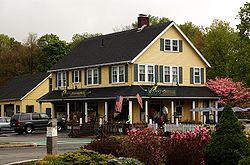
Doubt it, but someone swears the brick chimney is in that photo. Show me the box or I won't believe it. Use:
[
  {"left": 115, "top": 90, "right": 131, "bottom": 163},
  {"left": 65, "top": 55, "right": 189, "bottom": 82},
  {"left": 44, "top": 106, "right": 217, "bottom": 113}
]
[{"left": 138, "top": 14, "right": 149, "bottom": 28}]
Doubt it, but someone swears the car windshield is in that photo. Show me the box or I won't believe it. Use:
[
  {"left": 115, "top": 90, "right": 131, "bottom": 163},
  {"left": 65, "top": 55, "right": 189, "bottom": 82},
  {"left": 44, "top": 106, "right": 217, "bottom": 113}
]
[{"left": 11, "top": 115, "right": 19, "bottom": 120}]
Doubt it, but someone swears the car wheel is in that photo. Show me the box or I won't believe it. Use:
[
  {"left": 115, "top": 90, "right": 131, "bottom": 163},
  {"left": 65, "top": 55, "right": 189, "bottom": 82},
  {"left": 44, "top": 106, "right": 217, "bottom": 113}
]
[
  {"left": 57, "top": 124, "right": 62, "bottom": 132},
  {"left": 25, "top": 125, "right": 33, "bottom": 134}
]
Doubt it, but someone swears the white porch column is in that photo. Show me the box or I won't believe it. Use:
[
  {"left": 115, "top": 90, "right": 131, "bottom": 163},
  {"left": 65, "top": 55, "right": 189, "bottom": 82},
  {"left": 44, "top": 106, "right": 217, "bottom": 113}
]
[
  {"left": 51, "top": 103, "right": 55, "bottom": 119},
  {"left": 215, "top": 101, "right": 218, "bottom": 123},
  {"left": 85, "top": 102, "right": 88, "bottom": 123},
  {"left": 145, "top": 100, "right": 148, "bottom": 123},
  {"left": 67, "top": 103, "right": 70, "bottom": 121},
  {"left": 171, "top": 101, "right": 174, "bottom": 123},
  {"left": 129, "top": 100, "right": 133, "bottom": 124},
  {"left": 192, "top": 101, "right": 196, "bottom": 121},
  {"left": 39, "top": 102, "right": 42, "bottom": 113},
  {"left": 104, "top": 101, "right": 108, "bottom": 122}
]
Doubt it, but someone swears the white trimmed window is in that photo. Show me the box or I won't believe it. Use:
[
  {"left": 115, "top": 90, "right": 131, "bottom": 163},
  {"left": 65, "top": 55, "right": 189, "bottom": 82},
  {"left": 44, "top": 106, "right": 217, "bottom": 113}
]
[
  {"left": 112, "top": 65, "right": 125, "bottom": 83},
  {"left": 87, "top": 68, "right": 99, "bottom": 85},
  {"left": 73, "top": 70, "right": 80, "bottom": 83},
  {"left": 163, "top": 66, "right": 179, "bottom": 83},
  {"left": 138, "top": 64, "right": 154, "bottom": 82},
  {"left": 57, "top": 71, "right": 67, "bottom": 87},
  {"left": 164, "top": 39, "right": 179, "bottom": 52},
  {"left": 194, "top": 68, "right": 201, "bottom": 84}
]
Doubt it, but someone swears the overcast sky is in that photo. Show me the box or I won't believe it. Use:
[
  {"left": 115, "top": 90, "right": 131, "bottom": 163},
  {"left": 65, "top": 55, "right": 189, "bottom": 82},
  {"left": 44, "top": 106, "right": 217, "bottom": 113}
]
[{"left": 0, "top": 0, "right": 247, "bottom": 42}]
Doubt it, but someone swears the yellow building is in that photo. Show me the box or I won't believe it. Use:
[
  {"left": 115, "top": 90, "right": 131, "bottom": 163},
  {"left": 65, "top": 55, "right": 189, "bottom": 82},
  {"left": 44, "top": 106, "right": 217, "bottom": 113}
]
[
  {"left": 0, "top": 73, "right": 52, "bottom": 117},
  {"left": 39, "top": 15, "right": 219, "bottom": 125}
]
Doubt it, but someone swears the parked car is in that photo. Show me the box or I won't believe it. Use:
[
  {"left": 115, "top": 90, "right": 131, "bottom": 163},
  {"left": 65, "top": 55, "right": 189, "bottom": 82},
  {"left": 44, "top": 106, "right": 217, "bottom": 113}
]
[
  {"left": 10, "top": 113, "right": 65, "bottom": 134},
  {"left": 0, "top": 117, "right": 12, "bottom": 132}
]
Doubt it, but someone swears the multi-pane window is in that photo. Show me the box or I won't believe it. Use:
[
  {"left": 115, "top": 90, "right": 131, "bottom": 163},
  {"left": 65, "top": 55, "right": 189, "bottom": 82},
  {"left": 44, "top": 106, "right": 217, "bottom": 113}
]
[
  {"left": 87, "top": 68, "right": 99, "bottom": 85},
  {"left": 172, "top": 67, "right": 178, "bottom": 83},
  {"left": 194, "top": 68, "right": 201, "bottom": 84},
  {"left": 164, "top": 66, "right": 171, "bottom": 83},
  {"left": 138, "top": 65, "right": 154, "bottom": 82},
  {"left": 57, "top": 71, "right": 67, "bottom": 87},
  {"left": 112, "top": 65, "right": 125, "bottom": 83},
  {"left": 172, "top": 40, "right": 179, "bottom": 51},
  {"left": 73, "top": 70, "right": 80, "bottom": 83},
  {"left": 163, "top": 66, "right": 179, "bottom": 83},
  {"left": 164, "top": 39, "right": 171, "bottom": 51},
  {"left": 139, "top": 65, "right": 145, "bottom": 81},
  {"left": 148, "top": 65, "right": 154, "bottom": 82},
  {"left": 164, "top": 39, "right": 179, "bottom": 52}
]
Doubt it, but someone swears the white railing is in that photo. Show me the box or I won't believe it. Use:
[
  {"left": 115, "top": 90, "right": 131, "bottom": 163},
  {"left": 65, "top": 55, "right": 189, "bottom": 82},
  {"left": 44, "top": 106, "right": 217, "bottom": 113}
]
[
  {"left": 163, "top": 124, "right": 250, "bottom": 132},
  {"left": 163, "top": 124, "right": 216, "bottom": 132}
]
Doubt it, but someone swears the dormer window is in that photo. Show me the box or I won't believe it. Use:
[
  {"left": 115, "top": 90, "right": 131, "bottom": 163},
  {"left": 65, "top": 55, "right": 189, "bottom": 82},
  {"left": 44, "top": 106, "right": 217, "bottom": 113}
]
[
  {"left": 160, "top": 38, "right": 182, "bottom": 52},
  {"left": 164, "top": 39, "right": 179, "bottom": 52}
]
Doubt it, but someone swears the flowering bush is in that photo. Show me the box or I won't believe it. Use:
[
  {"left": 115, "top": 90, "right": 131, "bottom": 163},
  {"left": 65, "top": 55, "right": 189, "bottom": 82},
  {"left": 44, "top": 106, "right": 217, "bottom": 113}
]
[
  {"left": 124, "top": 128, "right": 162, "bottom": 165},
  {"left": 161, "top": 128, "right": 211, "bottom": 165}
]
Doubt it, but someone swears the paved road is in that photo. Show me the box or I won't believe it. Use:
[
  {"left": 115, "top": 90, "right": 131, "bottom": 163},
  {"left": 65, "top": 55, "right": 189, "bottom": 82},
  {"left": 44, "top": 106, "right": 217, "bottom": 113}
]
[{"left": 0, "top": 131, "right": 93, "bottom": 165}]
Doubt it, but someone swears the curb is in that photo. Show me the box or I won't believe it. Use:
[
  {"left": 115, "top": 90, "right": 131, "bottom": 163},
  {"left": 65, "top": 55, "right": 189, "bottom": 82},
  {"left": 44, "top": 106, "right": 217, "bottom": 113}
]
[
  {"left": 0, "top": 144, "right": 38, "bottom": 148},
  {"left": 6, "top": 159, "right": 41, "bottom": 165}
]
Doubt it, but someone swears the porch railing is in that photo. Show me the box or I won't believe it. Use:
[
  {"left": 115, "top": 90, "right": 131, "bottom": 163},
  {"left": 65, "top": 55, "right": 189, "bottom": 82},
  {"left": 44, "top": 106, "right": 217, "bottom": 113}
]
[{"left": 163, "top": 124, "right": 250, "bottom": 132}]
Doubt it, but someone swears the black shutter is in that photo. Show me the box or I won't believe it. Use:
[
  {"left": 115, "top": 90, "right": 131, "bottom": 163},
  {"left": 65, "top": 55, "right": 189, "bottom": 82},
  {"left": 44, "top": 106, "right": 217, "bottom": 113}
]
[
  {"left": 125, "top": 64, "right": 128, "bottom": 82},
  {"left": 155, "top": 65, "right": 158, "bottom": 83},
  {"left": 160, "top": 38, "right": 164, "bottom": 51},
  {"left": 134, "top": 64, "right": 138, "bottom": 82},
  {"left": 201, "top": 68, "right": 204, "bottom": 84},
  {"left": 55, "top": 73, "right": 58, "bottom": 87},
  {"left": 79, "top": 70, "right": 82, "bottom": 82},
  {"left": 66, "top": 71, "right": 69, "bottom": 86},
  {"left": 179, "top": 40, "right": 183, "bottom": 52},
  {"left": 160, "top": 66, "right": 163, "bottom": 83},
  {"left": 99, "top": 67, "right": 102, "bottom": 84},
  {"left": 72, "top": 71, "right": 74, "bottom": 83},
  {"left": 84, "top": 69, "right": 87, "bottom": 85},
  {"left": 109, "top": 66, "right": 112, "bottom": 83},
  {"left": 190, "top": 68, "right": 194, "bottom": 84},
  {"left": 179, "top": 67, "right": 183, "bottom": 84}
]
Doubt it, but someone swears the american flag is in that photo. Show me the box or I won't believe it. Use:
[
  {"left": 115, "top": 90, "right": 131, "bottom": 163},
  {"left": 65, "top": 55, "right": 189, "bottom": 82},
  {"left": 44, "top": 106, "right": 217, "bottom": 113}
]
[
  {"left": 115, "top": 96, "right": 123, "bottom": 112},
  {"left": 136, "top": 93, "right": 143, "bottom": 109}
]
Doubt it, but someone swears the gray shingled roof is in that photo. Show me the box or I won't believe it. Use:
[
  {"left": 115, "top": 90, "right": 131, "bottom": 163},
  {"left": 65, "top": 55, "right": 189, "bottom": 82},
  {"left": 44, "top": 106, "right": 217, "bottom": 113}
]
[
  {"left": 39, "top": 86, "right": 219, "bottom": 102},
  {"left": 0, "top": 73, "right": 50, "bottom": 101},
  {"left": 50, "top": 22, "right": 172, "bottom": 71}
]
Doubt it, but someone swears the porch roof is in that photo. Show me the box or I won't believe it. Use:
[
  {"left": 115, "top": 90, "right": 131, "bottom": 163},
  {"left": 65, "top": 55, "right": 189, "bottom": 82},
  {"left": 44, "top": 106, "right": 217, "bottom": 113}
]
[{"left": 38, "top": 85, "right": 219, "bottom": 102}]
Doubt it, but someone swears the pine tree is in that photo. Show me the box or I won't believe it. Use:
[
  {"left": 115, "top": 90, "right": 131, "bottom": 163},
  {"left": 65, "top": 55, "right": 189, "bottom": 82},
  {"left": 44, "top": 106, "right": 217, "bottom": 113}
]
[{"left": 205, "top": 105, "right": 250, "bottom": 165}]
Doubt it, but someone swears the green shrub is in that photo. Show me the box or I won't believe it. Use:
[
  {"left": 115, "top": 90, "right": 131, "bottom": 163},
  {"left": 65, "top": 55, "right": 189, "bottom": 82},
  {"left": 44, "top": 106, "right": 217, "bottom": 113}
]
[
  {"left": 58, "top": 149, "right": 115, "bottom": 165},
  {"left": 205, "top": 105, "right": 250, "bottom": 165},
  {"left": 239, "top": 156, "right": 250, "bottom": 165}
]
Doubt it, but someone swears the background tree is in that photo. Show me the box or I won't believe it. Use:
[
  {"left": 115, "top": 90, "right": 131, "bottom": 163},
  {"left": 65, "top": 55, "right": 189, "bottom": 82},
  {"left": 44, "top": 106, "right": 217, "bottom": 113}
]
[
  {"left": 207, "top": 78, "right": 250, "bottom": 107},
  {"left": 237, "top": 2, "right": 250, "bottom": 39},
  {"left": 205, "top": 105, "right": 250, "bottom": 165},
  {"left": 70, "top": 32, "right": 101, "bottom": 49},
  {"left": 0, "top": 34, "right": 24, "bottom": 85},
  {"left": 37, "top": 34, "right": 70, "bottom": 72},
  {"left": 201, "top": 20, "right": 239, "bottom": 79},
  {"left": 22, "top": 33, "right": 41, "bottom": 73},
  {"left": 179, "top": 22, "right": 205, "bottom": 50}
]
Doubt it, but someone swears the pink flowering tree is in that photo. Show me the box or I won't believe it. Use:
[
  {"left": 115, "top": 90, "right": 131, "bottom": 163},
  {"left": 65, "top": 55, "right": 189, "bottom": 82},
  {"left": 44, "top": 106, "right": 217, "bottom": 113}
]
[{"left": 207, "top": 78, "right": 250, "bottom": 107}]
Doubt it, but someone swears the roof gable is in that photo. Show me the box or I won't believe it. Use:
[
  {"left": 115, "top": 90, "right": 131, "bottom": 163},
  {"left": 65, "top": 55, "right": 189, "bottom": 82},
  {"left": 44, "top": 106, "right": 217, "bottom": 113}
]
[
  {"left": 0, "top": 73, "right": 50, "bottom": 101},
  {"left": 131, "top": 22, "right": 211, "bottom": 67}
]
